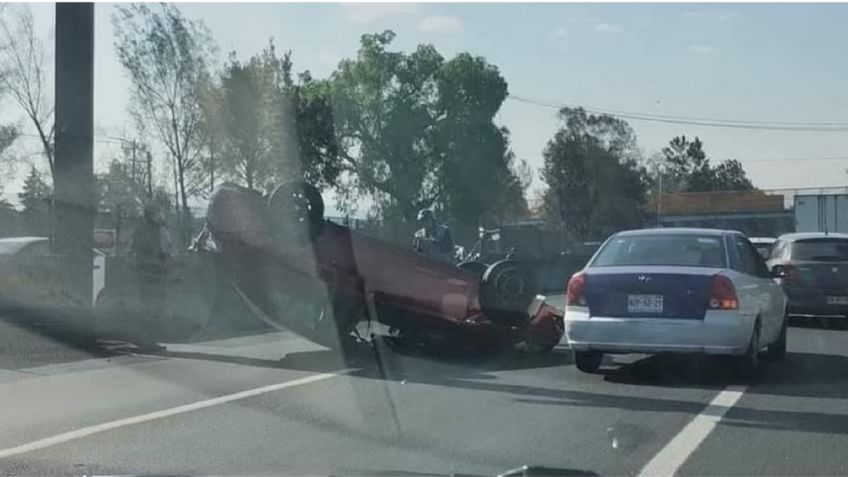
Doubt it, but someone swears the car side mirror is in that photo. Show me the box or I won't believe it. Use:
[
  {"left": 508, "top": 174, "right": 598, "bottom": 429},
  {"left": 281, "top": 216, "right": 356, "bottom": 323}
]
[{"left": 771, "top": 266, "right": 788, "bottom": 279}]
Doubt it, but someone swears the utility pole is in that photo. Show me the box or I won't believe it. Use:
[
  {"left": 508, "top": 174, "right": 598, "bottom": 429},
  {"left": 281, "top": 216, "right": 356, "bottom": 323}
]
[{"left": 53, "top": 3, "right": 95, "bottom": 308}]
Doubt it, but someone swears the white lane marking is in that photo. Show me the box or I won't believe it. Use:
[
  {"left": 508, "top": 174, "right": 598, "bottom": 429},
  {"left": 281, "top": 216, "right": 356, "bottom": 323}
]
[
  {"left": 0, "top": 370, "right": 350, "bottom": 459},
  {"left": 639, "top": 385, "right": 747, "bottom": 477}
]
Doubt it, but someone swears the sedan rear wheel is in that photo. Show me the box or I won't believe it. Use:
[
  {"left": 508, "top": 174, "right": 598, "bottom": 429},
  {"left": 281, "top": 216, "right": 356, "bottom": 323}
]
[
  {"left": 765, "top": 312, "right": 787, "bottom": 362},
  {"left": 736, "top": 321, "right": 761, "bottom": 378},
  {"left": 574, "top": 351, "right": 603, "bottom": 374}
]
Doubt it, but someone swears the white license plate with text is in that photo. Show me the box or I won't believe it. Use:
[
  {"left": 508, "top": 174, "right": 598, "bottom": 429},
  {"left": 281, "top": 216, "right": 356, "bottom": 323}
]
[{"left": 627, "top": 294, "right": 664, "bottom": 314}]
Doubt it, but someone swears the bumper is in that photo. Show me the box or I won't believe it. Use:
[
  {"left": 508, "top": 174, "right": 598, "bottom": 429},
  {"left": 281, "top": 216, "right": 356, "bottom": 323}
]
[
  {"left": 785, "top": 289, "right": 848, "bottom": 319},
  {"left": 565, "top": 307, "right": 754, "bottom": 356},
  {"left": 526, "top": 301, "right": 565, "bottom": 348}
]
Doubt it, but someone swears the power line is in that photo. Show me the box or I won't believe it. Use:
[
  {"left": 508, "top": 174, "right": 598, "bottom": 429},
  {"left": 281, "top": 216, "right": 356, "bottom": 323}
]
[
  {"left": 742, "top": 155, "right": 848, "bottom": 163},
  {"left": 14, "top": 132, "right": 125, "bottom": 145},
  {"left": 507, "top": 94, "right": 848, "bottom": 132}
]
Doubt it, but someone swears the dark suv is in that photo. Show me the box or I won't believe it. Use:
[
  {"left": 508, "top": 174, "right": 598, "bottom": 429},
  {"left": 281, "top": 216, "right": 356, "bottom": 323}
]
[{"left": 768, "top": 233, "right": 848, "bottom": 320}]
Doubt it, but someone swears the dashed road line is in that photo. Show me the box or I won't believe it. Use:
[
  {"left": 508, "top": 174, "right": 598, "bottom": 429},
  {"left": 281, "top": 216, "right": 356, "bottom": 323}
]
[
  {"left": 0, "top": 370, "right": 351, "bottom": 460},
  {"left": 639, "top": 385, "right": 747, "bottom": 476}
]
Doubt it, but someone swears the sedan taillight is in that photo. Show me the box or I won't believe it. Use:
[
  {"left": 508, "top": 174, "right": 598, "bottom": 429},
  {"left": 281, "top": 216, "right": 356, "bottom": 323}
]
[
  {"left": 709, "top": 274, "right": 738, "bottom": 310},
  {"left": 566, "top": 272, "right": 587, "bottom": 306}
]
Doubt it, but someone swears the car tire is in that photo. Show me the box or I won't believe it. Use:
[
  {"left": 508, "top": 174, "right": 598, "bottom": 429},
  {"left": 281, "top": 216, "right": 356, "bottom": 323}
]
[
  {"left": 574, "top": 351, "right": 603, "bottom": 373},
  {"left": 765, "top": 312, "right": 788, "bottom": 362},
  {"left": 267, "top": 181, "right": 325, "bottom": 241},
  {"left": 736, "top": 321, "right": 761, "bottom": 378},
  {"left": 480, "top": 259, "right": 535, "bottom": 324}
]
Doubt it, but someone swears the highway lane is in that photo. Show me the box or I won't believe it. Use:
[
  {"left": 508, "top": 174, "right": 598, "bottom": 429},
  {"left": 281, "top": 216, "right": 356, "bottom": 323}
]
[
  {"left": 2, "top": 313, "right": 848, "bottom": 476},
  {"left": 679, "top": 325, "right": 848, "bottom": 476}
]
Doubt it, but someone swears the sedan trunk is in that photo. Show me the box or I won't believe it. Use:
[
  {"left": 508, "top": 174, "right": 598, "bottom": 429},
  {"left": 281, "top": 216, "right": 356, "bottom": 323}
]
[{"left": 584, "top": 266, "right": 718, "bottom": 320}]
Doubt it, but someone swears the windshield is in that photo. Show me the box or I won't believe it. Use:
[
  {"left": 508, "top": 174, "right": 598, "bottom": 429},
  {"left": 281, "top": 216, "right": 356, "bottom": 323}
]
[
  {"left": 3, "top": 3, "right": 848, "bottom": 476},
  {"left": 790, "top": 238, "right": 848, "bottom": 261},
  {"left": 593, "top": 234, "right": 726, "bottom": 268}
]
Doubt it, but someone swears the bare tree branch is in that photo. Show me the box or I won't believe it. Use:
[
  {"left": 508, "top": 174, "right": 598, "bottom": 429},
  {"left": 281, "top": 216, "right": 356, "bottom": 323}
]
[{"left": 0, "top": 5, "right": 54, "bottom": 179}]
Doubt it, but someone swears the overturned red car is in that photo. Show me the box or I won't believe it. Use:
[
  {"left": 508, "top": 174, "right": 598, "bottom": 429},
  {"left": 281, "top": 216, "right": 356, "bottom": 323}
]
[{"left": 196, "top": 181, "right": 563, "bottom": 354}]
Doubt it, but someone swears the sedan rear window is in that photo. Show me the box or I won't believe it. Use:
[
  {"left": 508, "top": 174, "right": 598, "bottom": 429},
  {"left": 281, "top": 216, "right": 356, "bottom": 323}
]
[
  {"left": 790, "top": 239, "right": 848, "bottom": 261},
  {"left": 592, "top": 234, "right": 726, "bottom": 268}
]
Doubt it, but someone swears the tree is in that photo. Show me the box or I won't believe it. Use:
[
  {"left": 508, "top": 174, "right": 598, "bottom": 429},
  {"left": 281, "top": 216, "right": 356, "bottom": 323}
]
[
  {"left": 330, "top": 31, "right": 526, "bottom": 224},
  {"left": 541, "top": 108, "right": 649, "bottom": 240},
  {"left": 97, "top": 151, "right": 173, "bottom": 253},
  {"left": 659, "top": 136, "right": 754, "bottom": 192},
  {"left": 288, "top": 72, "right": 341, "bottom": 190},
  {"left": 112, "top": 3, "right": 217, "bottom": 243},
  {"left": 713, "top": 159, "right": 754, "bottom": 191},
  {"left": 215, "top": 51, "right": 274, "bottom": 190},
  {"left": 197, "top": 72, "right": 223, "bottom": 196},
  {"left": 200, "top": 41, "right": 340, "bottom": 194},
  {"left": 18, "top": 165, "right": 51, "bottom": 235},
  {"left": 433, "top": 53, "right": 528, "bottom": 223},
  {"left": 0, "top": 126, "right": 19, "bottom": 237},
  {"left": 0, "top": 5, "right": 54, "bottom": 179},
  {"left": 0, "top": 124, "right": 18, "bottom": 178}
]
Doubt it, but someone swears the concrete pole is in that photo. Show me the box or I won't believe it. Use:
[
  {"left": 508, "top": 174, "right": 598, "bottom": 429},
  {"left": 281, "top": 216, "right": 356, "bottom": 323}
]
[{"left": 53, "top": 3, "right": 95, "bottom": 308}]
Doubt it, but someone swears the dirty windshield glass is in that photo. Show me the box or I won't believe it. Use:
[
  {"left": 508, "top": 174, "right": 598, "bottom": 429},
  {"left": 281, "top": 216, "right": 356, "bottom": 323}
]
[{"left": 3, "top": 2, "right": 848, "bottom": 476}]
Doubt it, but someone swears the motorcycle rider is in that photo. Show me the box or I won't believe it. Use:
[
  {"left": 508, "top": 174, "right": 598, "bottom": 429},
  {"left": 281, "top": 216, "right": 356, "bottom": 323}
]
[{"left": 413, "top": 208, "right": 454, "bottom": 263}]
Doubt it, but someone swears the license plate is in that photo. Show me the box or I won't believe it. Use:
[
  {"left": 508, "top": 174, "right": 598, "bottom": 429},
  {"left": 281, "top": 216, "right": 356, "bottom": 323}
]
[
  {"left": 627, "top": 294, "right": 663, "bottom": 314},
  {"left": 827, "top": 296, "right": 848, "bottom": 305}
]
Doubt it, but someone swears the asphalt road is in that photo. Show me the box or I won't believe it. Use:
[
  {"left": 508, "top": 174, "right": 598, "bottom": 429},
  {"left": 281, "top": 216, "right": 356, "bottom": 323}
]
[{"left": 2, "top": 307, "right": 848, "bottom": 476}]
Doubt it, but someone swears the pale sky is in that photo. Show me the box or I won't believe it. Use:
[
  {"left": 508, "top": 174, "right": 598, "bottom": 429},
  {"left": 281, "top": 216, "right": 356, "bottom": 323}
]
[{"left": 4, "top": 2, "right": 848, "bottom": 211}]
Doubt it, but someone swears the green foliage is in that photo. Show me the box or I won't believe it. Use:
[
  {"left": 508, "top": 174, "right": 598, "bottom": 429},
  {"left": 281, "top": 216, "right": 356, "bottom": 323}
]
[
  {"left": 205, "top": 40, "right": 341, "bottom": 193},
  {"left": 433, "top": 53, "right": 528, "bottom": 224},
  {"left": 18, "top": 165, "right": 51, "bottom": 235},
  {"left": 712, "top": 159, "right": 754, "bottom": 191},
  {"left": 659, "top": 135, "right": 754, "bottom": 192},
  {"left": 330, "top": 30, "right": 526, "bottom": 224},
  {"left": 541, "top": 108, "right": 649, "bottom": 240},
  {"left": 112, "top": 3, "right": 216, "bottom": 218},
  {"left": 216, "top": 48, "right": 277, "bottom": 191}
]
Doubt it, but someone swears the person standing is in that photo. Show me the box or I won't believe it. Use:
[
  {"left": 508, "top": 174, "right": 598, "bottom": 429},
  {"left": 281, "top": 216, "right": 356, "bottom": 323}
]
[{"left": 129, "top": 204, "right": 173, "bottom": 352}]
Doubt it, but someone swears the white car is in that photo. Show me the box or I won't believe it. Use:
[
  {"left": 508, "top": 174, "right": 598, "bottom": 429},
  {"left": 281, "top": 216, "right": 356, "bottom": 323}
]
[
  {"left": 749, "top": 237, "right": 777, "bottom": 260},
  {"left": 0, "top": 236, "right": 106, "bottom": 307},
  {"left": 564, "top": 228, "right": 788, "bottom": 376}
]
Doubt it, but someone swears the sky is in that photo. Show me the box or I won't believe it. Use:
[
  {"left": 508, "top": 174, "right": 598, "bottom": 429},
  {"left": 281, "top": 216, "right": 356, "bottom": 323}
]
[{"left": 4, "top": 2, "right": 848, "bottom": 212}]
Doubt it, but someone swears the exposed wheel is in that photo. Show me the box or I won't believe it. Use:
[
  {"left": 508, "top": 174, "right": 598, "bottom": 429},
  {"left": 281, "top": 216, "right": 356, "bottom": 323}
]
[
  {"left": 736, "top": 321, "right": 761, "bottom": 378},
  {"left": 574, "top": 351, "right": 603, "bottom": 373},
  {"left": 480, "top": 260, "right": 535, "bottom": 324},
  {"left": 458, "top": 261, "right": 488, "bottom": 282},
  {"left": 765, "top": 312, "right": 788, "bottom": 362},
  {"left": 268, "top": 181, "right": 325, "bottom": 241}
]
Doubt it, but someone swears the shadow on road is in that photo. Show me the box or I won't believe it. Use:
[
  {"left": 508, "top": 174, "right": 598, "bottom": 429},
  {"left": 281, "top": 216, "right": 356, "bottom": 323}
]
[{"left": 601, "top": 349, "right": 848, "bottom": 400}]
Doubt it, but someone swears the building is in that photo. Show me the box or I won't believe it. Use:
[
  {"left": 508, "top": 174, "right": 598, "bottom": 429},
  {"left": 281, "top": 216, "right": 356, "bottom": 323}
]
[{"left": 650, "top": 190, "right": 794, "bottom": 237}]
